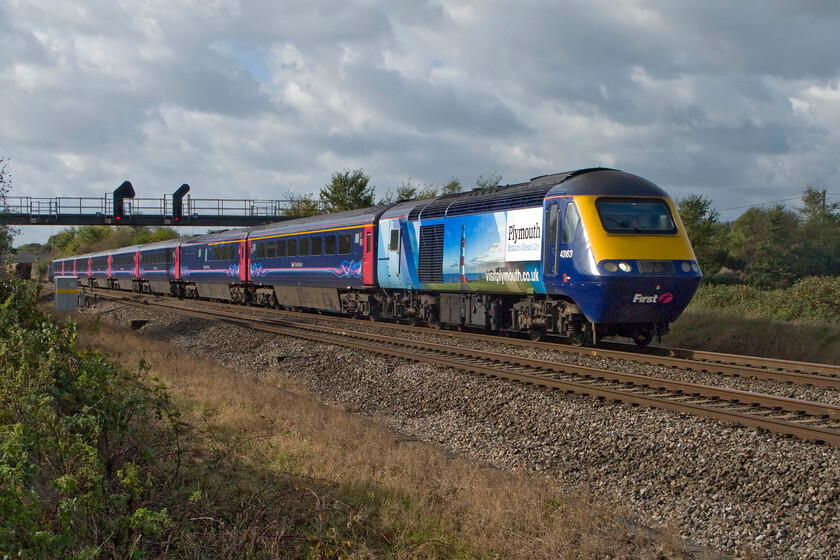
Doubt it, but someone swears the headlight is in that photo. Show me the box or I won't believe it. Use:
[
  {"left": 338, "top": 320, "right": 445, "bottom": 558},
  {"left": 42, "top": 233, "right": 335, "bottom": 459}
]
[
  {"left": 681, "top": 262, "right": 691, "bottom": 272},
  {"left": 603, "top": 262, "right": 618, "bottom": 272},
  {"left": 691, "top": 262, "right": 701, "bottom": 273},
  {"left": 618, "top": 262, "right": 632, "bottom": 272}
]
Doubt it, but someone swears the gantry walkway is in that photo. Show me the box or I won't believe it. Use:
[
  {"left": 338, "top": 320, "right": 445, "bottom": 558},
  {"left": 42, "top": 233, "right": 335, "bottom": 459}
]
[{"left": 0, "top": 182, "right": 317, "bottom": 227}]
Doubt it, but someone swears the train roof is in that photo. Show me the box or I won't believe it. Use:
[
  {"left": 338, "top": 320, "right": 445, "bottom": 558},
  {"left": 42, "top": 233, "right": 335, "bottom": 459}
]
[
  {"left": 137, "top": 238, "right": 183, "bottom": 252},
  {"left": 248, "top": 206, "right": 388, "bottom": 239},
  {"left": 380, "top": 168, "right": 669, "bottom": 221},
  {"left": 110, "top": 244, "right": 144, "bottom": 256},
  {"left": 53, "top": 249, "right": 108, "bottom": 263},
  {"left": 545, "top": 168, "right": 669, "bottom": 198},
  {"left": 180, "top": 227, "right": 251, "bottom": 245}
]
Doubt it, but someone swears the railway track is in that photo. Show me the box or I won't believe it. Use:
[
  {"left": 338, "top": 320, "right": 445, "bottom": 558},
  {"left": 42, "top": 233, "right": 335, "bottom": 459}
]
[
  {"left": 76, "top": 284, "right": 840, "bottom": 390},
  {"left": 80, "top": 288, "right": 840, "bottom": 446}
]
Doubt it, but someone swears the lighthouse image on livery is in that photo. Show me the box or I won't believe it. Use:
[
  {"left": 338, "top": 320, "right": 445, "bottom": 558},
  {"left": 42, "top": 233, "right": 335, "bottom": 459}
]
[{"left": 459, "top": 224, "right": 467, "bottom": 285}]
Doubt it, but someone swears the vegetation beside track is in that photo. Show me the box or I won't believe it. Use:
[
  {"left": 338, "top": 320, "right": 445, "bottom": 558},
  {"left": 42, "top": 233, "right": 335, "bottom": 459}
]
[
  {"left": 666, "top": 309, "right": 840, "bottom": 365},
  {"left": 686, "top": 277, "right": 840, "bottom": 323}
]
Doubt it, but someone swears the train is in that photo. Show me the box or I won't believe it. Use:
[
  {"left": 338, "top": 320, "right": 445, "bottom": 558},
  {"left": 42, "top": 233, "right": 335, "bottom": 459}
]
[{"left": 49, "top": 168, "right": 702, "bottom": 347}]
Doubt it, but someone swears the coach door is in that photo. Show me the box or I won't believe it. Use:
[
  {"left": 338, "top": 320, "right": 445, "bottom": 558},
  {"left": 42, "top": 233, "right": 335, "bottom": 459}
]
[
  {"left": 239, "top": 239, "right": 248, "bottom": 281},
  {"left": 558, "top": 201, "right": 580, "bottom": 276},
  {"left": 543, "top": 201, "right": 560, "bottom": 278},
  {"left": 362, "top": 225, "right": 375, "bottom": 285},
  {"left": 378, "top": 219, "right": 401, "bottom": 284}
]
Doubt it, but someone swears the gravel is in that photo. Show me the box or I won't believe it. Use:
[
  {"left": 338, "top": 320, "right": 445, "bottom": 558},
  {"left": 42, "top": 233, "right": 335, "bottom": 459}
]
[{"left": 87, "top": 301, "right": 840, "bottom": 560}]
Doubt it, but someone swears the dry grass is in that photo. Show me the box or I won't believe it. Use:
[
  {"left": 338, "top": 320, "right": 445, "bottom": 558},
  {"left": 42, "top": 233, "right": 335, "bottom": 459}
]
[{"left": 76, "top": 315, "right": 697, "bottom": 559}]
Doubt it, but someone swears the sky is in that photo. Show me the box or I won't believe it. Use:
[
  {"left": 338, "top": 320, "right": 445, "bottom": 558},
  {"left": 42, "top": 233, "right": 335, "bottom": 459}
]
[{"left": 3, "top": 0, "right": 840, "bottom": 246}]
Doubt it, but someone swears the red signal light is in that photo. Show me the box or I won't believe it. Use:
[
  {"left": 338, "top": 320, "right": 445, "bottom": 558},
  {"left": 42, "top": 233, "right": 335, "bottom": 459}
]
[{"left": 116, "top": 216, "right": 121, "bottom": 221}]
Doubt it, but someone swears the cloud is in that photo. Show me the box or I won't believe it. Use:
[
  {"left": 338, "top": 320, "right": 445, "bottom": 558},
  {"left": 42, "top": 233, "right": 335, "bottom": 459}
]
[{"left": 3, "top": 0, "right": 840, "bottom": 245}]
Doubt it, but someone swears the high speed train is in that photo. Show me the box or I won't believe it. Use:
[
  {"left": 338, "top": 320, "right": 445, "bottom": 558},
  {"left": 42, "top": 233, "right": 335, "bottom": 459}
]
[{"left": 51, "top": 168, "right": 702, "bottom": 346}]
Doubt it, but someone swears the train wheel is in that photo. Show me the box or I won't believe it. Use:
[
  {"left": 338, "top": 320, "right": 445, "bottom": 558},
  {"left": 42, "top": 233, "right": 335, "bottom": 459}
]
[
  {"left": 569, "top": 329, "right": 590, "bottom": 347},
  {"left": 632, "top": 330, "right": 653, "bottom": 348},
  {"left": 406, "top": 316, "right": 418, "bottom": 327},
  {"left": 528, "top": 326, "right": 546, "bottom": 342}
]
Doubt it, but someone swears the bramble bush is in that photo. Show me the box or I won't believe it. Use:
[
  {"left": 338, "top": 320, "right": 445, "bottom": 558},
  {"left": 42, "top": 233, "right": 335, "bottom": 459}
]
[{"left": 0, "top": 276, "right": 179, "bottom": 558}]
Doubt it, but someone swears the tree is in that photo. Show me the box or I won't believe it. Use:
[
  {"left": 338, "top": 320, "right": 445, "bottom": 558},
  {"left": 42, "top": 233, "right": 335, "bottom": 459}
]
[
  {"left": 0, "top": 157, "right": 19, "bottom": 257},
  {"left": 283, "top": 192, "right": 322, "bottom": 217},
  {"left": 729, "top": 205, "right": 800, "bottom": 287},
  {"left": 380, "top": 179, "right": 440, "bottom": 205},
  {"left": 677, "top": 194, "right": 723, "bottom": 275},
  {"left": 440, "top": 179, "right": 462, "bottom": 195},
  {"left": 797, "top": 186, "right": 840, "bottom": 276},
  {"left": 476, "top": 172, "right": 502, "bottom": 189},
  {"left": 320, "top": 169, "right": 376, "bottom": 213}
]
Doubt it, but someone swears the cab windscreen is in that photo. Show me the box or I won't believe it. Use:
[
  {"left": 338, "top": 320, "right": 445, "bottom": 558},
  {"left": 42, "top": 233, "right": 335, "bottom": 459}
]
[{"left": 595, "top": 198, "right": 677, "bottom": 234}]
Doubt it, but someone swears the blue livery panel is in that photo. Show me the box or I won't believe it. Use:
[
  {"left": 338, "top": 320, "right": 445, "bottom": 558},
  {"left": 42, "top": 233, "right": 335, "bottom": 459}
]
[{"left": 378, "top": 206, "right": 547, "bottom": 295}]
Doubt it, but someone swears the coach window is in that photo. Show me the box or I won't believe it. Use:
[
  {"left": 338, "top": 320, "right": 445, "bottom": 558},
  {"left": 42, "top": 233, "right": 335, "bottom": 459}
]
[
  {"left": 389, "top": 229, "right": 399, "bottom": 251},
  {"left": 229, "top": 245, "right": 236, "bottom": 260},
  {"left": 324, "top": 235, "right": 336, "bottom": 255},
  {"left": 311, "top": 236, "right": 322, "bottom": 256},
  {"left": 287, "top": 238, "right": 297, "bottom": 256},
  {"left": 338, "top": 233, "right": 351, "bottom": 254},
  {"left": 257, "top": 243, "right": 265, "bottom": 259},
  {"left": 299, "top": 237, "right": 309, "bottom": 256},
  {"left": 562, "top": 202, "right": 580, "bottom": 244},
  {"left": 214, "top": 246, "right": 221, "bottom": 260},
  {"left": 267, "top": 241, "right": 275, "bottom": 258},
  {"left": 354, "top": 232, "right": 360, "bottom": 246},
  {"left": 277, "top": 240, "right": 286, "bottom": 257}
]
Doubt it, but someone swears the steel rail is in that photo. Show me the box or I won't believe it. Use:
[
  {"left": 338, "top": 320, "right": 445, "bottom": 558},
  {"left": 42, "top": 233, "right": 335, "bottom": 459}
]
[
  {"left": 60, "top": 284, "right": 840, "bottom": 388},
  {"left": 86, "top": 290, "right": 840, "bottom": 446}
]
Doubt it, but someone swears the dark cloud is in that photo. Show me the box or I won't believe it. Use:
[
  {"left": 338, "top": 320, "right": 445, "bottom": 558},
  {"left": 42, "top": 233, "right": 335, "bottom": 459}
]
[
  {"left": 344, "top": 65, "right": 529, "bottom": 136},
  {"left": 4, "top": 0, "right": 840, "bottom": 247},
  {"left": 166, "top": 47, "right": 275, "bottom": 117}
]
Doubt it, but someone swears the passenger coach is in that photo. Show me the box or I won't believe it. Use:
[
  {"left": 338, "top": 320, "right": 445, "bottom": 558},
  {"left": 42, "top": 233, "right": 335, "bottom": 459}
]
[{"left": 245, "top": 207, "right": 382, "bottom": 313}]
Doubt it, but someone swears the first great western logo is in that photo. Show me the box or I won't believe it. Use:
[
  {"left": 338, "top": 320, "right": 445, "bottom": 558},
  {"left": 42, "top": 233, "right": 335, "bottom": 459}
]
[{"left": 633, "top": 293, "right": 674, "bottom": 304}]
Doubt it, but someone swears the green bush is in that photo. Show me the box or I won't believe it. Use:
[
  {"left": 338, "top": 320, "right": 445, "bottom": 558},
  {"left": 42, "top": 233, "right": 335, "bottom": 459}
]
[
  {"left": 687, "top": 276, "right": 840, "bottom": 323},
  {"left": 0, "top": 277, "right": 178, "bottom": 558}
]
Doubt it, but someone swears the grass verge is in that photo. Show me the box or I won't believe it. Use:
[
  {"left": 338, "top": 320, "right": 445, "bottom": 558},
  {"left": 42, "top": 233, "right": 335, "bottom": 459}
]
[
  {"left": 73, "top": 311, "right": 695, "bottom": 559},
  {"left": 666, "top": 311, "right": 840, "bottom": 364}
]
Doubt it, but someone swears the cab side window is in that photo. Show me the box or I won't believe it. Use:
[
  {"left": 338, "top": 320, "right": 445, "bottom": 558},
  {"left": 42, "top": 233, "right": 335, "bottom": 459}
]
[
  {"left": 546, "top": 203, "right": 559, "bottom": 244},
  {"left": 562, "top": 202, "right": 581, "bottom": 244}
]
